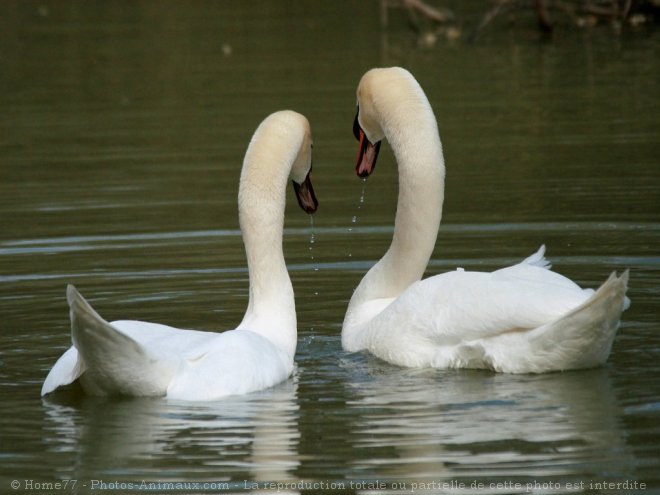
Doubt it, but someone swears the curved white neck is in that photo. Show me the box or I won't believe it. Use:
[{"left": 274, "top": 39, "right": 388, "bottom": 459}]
[
  {"left": 345, "top": 87, "right": 445, "bottom": 329},
  {"left": 237, "top": 152, "right": 297, "bottom": 357}
]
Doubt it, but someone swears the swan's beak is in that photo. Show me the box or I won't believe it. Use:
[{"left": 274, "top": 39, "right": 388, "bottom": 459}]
[
  {"left": 293, "top": 172, "right": 318, "bottom": 214},
  {"left": 353, "top": 111, "right": 381, "bottom": 178},
  {"left": 355, "top": 130, "right": 381, "bottom": 178}
]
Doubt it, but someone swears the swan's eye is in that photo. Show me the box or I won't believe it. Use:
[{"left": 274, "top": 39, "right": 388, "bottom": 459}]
[{"left": 353, "top": 107, "right": 361, "bottom": 142}]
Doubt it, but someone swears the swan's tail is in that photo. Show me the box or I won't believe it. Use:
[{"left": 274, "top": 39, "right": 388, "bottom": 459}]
[
  {"left": 484, "top": 270, "right": 630, "bottom": 373},
  {"left": 42, "top": 285, "right": 171, "bottom": 396}
]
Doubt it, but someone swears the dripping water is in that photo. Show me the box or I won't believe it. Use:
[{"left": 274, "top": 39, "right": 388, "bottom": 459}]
[
  {"left": 347, "top": 178, "right": 368, "bottom": 258},
  {"left": 308, "top": 215, "right": 319, "bottom": 294},
  {"left": 307, "top": 215, "right": 319, "bottom": 337}
]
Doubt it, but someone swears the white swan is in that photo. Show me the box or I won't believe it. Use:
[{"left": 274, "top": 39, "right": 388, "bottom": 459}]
[
  {"left": 342, "top": 67, "right": 630, "bottom": 373},
  {"left": 42, "top": 110, "right": 318, "bottom": 400}
]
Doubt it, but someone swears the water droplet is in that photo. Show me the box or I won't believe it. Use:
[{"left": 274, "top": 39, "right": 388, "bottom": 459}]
[
  {"left": 309, "top": 215, "right": 320, "bottom": 296},
  {"left": 308, "top": 217, "right": 317, "bottom": 259},
  {"left": 359, "top": 184, "right": 367, "bottom": 205},
  {"left": 348, "top": 182, "right": 368, "bottom": 260}
]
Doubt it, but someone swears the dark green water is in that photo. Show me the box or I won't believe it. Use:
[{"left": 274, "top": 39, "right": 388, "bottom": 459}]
[{"left": 1, "top": 2, "right": 658, "bottom": 493}]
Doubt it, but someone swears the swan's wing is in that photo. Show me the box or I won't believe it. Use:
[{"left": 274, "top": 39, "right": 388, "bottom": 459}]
[
  {"left": 356, "top": 265, "right": 594, "bottom": 367},
  {"left": 110, "top": 320, "right": 217, "bottom": 359},
  {"left": 166, "top": 330, "right": 292, "bottom": 401},
  {"left": 373, "top": 264, "right": 593, "bottom": 346},
  {"left": 452, "top": 270, "right": 630, "bottom": 373},
  {"left": 41, "top": 346, "right": 85, "bottom": 396},
  {"left": 64, "top": 285, "right": 178, "bottom": 396}
]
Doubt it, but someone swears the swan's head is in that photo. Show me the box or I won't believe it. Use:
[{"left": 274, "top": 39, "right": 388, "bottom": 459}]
[
  {"left": 242, "top": 110, "right": 318, "bottom": 215},
  {"left": 353, "top": 67, "right": 427, "bottom": 178},
  {"left": 353, "top": 68, "right": 392, "bottom": 178},
  {"left": 288, "top": 115, "right": 318, "bottom": 215}
]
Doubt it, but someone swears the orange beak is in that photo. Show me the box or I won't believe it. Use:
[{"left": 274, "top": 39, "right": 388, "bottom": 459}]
[
  {"left": 353, "top": 109, "right": 381, "bottom": 178},
  {"left": 292, "top": 171, "right": 318, "bottom": 214}
]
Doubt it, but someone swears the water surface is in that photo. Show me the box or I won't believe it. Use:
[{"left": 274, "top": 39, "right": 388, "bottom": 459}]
[{"left": 1, "top": 2, "right": 658, "bottom": 493}]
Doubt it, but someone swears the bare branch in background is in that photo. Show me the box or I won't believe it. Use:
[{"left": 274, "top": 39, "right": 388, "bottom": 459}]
[
  {"left": 470, "top": 0, "right": 521, "bottom": 42},
  {"left": 380, "top": 0, "right": 455, "bottom": 28},
  {"left": 470, "top": 0, "right": 657, "bottom": 41},
  {"left": 402, "top": 0, "right": 455, "bottom": 23},
  {"left": 382, "top": 0, "right": 658, "bottom": 43}
]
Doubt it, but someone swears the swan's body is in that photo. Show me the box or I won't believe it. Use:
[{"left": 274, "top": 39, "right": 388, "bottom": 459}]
[
  {"left": 42, "top": 110, "right": 318, "bottom": 400},
  {"left": 342, "top": 67, "right": 629, "bottom": 373}
]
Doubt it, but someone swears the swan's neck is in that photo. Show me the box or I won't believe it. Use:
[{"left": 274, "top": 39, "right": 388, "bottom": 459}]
[
  {"left": 345, "top": 96, "right": 445, "bottom": 334},
  {"left": 237, "top": 156, "right": 296, "bottom": 357},
  {"left": 386, "top": 112, "right": 445, "bottom": 286}
]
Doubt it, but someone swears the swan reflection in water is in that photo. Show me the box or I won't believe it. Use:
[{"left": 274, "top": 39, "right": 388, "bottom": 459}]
[
  {"left": 343, "top": 357, "right": 633, "bottom": 492},
  {"left": 40, "top": 354, "right": 634, "bottom": 494},
  {"left": 41, "top": 378, "right": 300, "bottom": 493}
]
